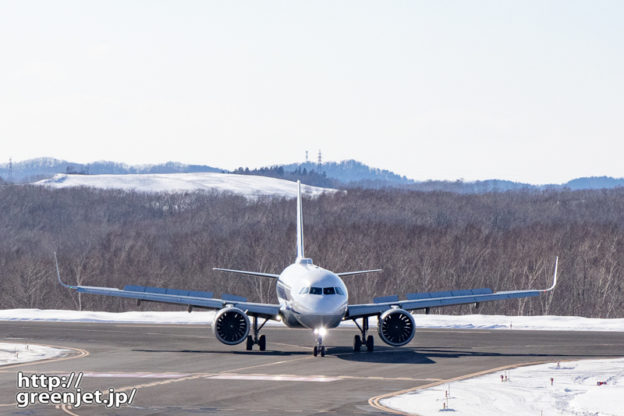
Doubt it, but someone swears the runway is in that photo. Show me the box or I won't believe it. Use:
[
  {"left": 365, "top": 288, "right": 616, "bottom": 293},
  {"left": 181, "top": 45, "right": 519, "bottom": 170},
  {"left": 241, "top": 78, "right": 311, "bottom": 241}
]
[{"left": 1, "top": 321, "right": 623, "bottom": 415}]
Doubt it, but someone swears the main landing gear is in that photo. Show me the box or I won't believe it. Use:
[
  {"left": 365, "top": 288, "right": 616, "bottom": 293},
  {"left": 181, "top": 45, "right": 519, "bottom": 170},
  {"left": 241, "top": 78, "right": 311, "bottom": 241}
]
[
  {"left": 246, "top": 315, "right": 268, "bottom": 351},
  {"left": 313, "top": 328, "right": 327, "bottom": 357},
  {"left": 352, "top": 316, "right": 374, "bottom": 352}
]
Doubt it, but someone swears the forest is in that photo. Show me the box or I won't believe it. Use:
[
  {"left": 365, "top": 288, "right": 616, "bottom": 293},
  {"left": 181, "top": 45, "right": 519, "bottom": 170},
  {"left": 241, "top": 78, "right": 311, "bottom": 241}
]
[{"left": 0, "top": 183, "right": 622, "bottom": 318}]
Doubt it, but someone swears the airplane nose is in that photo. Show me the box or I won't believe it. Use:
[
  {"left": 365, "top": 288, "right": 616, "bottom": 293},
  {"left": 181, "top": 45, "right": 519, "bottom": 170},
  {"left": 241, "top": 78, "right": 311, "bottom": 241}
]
[
  {"left": 301, "top": 295, "right": 345, "bottom": 313},
  {"left": 294, "top": 295, "right": 347, "bottom": 329}
]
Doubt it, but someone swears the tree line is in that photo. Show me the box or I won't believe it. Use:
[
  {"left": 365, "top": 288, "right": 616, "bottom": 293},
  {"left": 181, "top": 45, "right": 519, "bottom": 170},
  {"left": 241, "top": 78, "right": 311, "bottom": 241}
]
[{"left": 0, "top": 183, "right": 622, "bottom": 318}]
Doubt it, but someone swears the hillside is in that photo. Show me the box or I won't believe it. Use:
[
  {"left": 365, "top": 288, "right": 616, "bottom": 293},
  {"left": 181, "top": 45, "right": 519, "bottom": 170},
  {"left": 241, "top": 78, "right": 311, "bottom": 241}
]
[
  {"left": 0, "top": 184, "right": 622, "bottom": 317},
  {"left": 35, "top": 172, "right": 335, "bottom": 198},
  {"left": 281, "top": 160, "right": 414, "bottom": 187},
  {"left": 3, "top": 157, "right": 624, "bottom": 192},
  {"left": 0, "top": 158, "right": 222, "bottom": 182}
]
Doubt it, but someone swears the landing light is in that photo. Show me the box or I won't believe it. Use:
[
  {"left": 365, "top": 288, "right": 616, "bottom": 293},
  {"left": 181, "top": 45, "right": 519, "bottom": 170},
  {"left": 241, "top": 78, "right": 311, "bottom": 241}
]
[{"left": 314, "top": 327, "right": 327, "bottom": 337}]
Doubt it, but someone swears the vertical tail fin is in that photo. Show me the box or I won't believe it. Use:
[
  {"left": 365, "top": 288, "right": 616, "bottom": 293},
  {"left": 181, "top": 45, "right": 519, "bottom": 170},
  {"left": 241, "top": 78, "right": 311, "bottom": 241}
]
[{"left": 296, "top": 180, "right": 305, "bottom": 261}]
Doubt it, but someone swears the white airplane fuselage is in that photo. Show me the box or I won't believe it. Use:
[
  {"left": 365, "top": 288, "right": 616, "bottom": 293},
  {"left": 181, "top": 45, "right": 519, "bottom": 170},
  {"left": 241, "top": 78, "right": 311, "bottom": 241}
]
[{"left": 276, "top": 258, "right": 348, "bottom": 330}]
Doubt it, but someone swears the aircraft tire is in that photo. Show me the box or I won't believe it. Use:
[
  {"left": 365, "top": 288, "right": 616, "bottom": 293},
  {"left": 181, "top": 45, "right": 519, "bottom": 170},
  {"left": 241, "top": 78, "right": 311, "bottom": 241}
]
[
  {"left": 259, "top": 335, "right": 266, "bottom": 351},
  {"left": 353, "top": 335, "right": 362, "bottom": 352},
  {"left": 366, "top": 335, "right": 374, "bottom": 352}
]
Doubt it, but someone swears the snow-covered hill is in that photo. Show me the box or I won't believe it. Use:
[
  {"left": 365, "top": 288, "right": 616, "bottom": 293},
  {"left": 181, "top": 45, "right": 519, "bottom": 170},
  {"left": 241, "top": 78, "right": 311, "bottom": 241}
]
[{"left": 34, "top": 172, "right": 335, "bottom": 198}]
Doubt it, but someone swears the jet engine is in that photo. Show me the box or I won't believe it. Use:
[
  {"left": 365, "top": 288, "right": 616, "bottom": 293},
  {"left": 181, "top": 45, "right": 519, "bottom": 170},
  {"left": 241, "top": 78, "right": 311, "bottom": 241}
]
[
  {"left": 377, "top": 309, "right": 415, "bottom": 347},
  {"left": 213, "top": 307, "right": 250, "bottom": 345}
]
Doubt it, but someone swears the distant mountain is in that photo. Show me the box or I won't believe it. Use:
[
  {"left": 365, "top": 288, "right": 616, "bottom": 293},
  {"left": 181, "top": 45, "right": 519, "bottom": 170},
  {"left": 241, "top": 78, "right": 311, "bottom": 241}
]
[
  {"left": 0, "top": 158, "right": 222, "bottom": 182},
  {"left": 401, "top": 177, "right": 624, "bottom": 193},
  {"left": 3, "top": 157, "right": 624, "bottom": 193},
  {"left": 281, "top": 160, "right": 414, "bottom": 186},
  {"left": 563, "top": 176, "right": 624, "bottom": 190}
]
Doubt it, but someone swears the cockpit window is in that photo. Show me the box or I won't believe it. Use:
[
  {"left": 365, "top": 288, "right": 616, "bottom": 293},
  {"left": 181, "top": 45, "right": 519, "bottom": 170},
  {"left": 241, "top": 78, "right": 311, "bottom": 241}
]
[
  {"left": 301, "top": 287, "right": 344, "bottom": 295},
  {"left": 309, "top": 287, "right": 322, "bottom": 295}
]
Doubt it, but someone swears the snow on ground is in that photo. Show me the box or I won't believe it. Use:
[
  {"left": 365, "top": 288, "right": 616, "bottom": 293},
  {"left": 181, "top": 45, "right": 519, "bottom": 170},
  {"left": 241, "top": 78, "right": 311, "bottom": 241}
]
[
  {"left": 34, "top": 172, "right": 336, "bottom": 198},
  {"left": 0, "top": 343, "right": 69, "bottom": 366},
  {"left": 382, "top": 358, "right": 624, "bottom": 416},
  {"left": 409, "top": 313, "right": 624, "bottom": 332},
  {"left": 1, "top": 310, "right": 623, "bottom": 332},
  {"left": 0, "top": 309, "right": 218, "bottom": 325}
]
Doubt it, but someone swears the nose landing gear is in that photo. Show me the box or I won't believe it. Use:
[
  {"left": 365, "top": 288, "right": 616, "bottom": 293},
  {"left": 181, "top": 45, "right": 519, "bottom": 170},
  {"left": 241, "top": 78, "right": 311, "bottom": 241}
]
[
  {"left": 313, "top": 328, "right": 327, "bottom": 357},
  {"left": 313, "top": 344, "right": 325, "bottom": 357}
]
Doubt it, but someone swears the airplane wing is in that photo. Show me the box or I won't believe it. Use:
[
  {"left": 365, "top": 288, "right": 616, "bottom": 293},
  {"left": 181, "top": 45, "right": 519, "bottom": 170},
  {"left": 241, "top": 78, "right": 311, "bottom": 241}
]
[
  {"left": 55, "top": 255, "right": 280, "bottom": 320},
  {"left": 347, "top": 257, "right": 558, "bottom": 320},
  {"left": 212, "top": 268, "right": 280, "bottom": 279},
  {"left": 336, "top": 269, "right": 383, "bottom": 277}
]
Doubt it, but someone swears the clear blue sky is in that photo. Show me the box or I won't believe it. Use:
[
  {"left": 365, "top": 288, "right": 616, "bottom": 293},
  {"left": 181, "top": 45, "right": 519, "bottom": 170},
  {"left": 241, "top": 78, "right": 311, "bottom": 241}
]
[{"left": 1, "top": 1, "right": 622, "bottom": 184}]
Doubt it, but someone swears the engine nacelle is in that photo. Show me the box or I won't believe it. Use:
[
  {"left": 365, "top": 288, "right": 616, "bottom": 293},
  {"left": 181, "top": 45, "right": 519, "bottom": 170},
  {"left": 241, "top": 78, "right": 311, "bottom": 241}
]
[
  {"left": 377, "top": 309, "right": 415, "bottom": 347},
  {"left": 212, "top": 307, "right": 250, "bottom": 345}
]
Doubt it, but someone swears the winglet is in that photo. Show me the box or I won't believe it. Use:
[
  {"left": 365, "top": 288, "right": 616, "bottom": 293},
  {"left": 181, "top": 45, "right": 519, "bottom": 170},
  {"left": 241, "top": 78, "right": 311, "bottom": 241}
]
[
  {"left": 543, "top": 256, "right": 558, "bottom": 292},
  {"left": 54, "top": 252, "right": 75, "bottom": 289},
  {"left": 296, "top": 180, "right": 305, "bottom": 261}
]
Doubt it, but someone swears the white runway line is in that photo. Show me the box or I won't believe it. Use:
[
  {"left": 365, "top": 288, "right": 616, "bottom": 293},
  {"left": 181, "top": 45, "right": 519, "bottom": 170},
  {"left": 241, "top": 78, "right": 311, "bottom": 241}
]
[{"left": 206, "top": 373, "right": 340, "bottom": 382}]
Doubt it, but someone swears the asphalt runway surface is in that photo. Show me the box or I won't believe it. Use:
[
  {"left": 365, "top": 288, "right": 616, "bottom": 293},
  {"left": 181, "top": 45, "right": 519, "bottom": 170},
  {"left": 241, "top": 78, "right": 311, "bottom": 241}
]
[{"left": 1, "top": 321, "right": 624, "bottom": 416}]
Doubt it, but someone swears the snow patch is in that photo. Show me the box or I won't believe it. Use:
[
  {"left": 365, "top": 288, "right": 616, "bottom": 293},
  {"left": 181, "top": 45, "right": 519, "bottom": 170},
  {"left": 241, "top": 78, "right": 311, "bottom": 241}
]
[
  {"left": 382, "top": 358, "right": 624, "bottom": 416},
  {"left": 410, "top": 314, "right": 624, "bottom": 332},
  {"left": 0, "top": 343, "right": 69, "bottom": 366},
  {"left": 34, "top": 172, "right": 336, "bottom": 198},
  {"left": 0, "top": 309, "right": 218, "bottom": 325}
]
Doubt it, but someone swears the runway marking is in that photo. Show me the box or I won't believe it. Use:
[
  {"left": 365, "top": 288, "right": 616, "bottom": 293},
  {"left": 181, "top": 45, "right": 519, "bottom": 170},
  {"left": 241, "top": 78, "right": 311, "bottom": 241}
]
[
  {"left": 207, "top": 373, "right": 340, "bottom": 382},
  {"left": 270, "top": 341, "right": 313, "bottom": 350},
  {"left": 115, "top": 373, "right": 207, "bottom": 393},
  {"left": 80, "top": 371, "right": 192, "bottom": 379},
  {"left": 60, "top": 405, "right": 80, "bottom": 416},
  {"left": 54, "top": 370, "right": 442, "bottom": 383},
  {"left": 227, "top": 355, "right": 315, "bottom": 372}
]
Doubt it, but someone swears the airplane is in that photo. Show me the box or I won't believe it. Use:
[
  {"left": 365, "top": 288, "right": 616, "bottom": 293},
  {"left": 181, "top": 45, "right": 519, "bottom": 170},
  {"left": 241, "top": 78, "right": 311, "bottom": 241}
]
[{"left": 55, "top": 180, "right": 559, "bottom": 357}]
